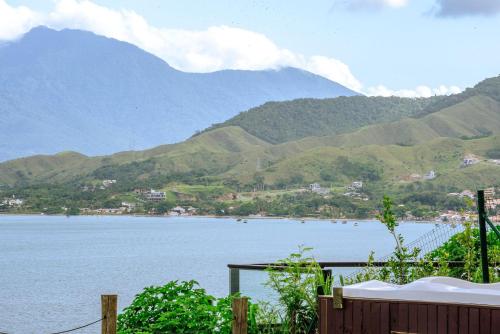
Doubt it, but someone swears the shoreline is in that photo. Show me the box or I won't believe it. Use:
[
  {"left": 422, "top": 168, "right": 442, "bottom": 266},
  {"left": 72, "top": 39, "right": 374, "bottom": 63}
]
[{"left": 0, "top": 212, "right": 442, "bottom": 224}]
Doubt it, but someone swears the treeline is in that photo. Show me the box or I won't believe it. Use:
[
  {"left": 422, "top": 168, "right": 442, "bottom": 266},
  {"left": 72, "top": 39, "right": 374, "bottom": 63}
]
[{"left": 209, "top": 95, "right": 443, "bottom": 144}]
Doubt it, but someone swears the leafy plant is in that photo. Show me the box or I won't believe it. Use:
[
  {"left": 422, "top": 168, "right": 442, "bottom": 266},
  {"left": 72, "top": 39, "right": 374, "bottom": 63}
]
[
  {"left": 345, "top": 196, "right": 500, "bottom": 286},
  {"left": 118, "top": 280, "right": 241, "bottom": 334},
  {"left": 428, "top": 222, "right": 500, "bottom": 282},
  {"left": 377, "top": 196, "right": 422, "bottom": 284},
  {"left": 263, "top": 246, "right": 333, "bottom": 334}
]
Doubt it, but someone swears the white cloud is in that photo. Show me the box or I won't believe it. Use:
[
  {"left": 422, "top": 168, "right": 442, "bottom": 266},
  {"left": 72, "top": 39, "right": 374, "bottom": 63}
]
[
  {"left": 0, "top": 0, "right": 461, "bottom": 97},
  {"left": 0, "top": 0, "right": 362, "bottom": 91},
  {"left": 0, "top": 0, "right": 40, "bottom": 40},
  {"left": 340, "top": 0, "right": 409, "bottom": 10},
  {"left": 366, "top": 84, "right": 462, "bottom": 97},
  {"left": 302, "top": 56, "right": 363, "bottom": 94}
]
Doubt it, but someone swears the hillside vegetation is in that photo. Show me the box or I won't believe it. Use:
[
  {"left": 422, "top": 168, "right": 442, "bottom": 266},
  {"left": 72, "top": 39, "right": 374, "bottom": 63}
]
[
  {"left": 206, "top": 96, "right": 443, "bottom": 143},
  {"left": 1, "top": 75, "right": 499, "bottom": 218},
  {"left": 207, "top": 75, "right": 500, "bottom": 144},
  {"left": 321, "top": 95, "right": 500, "bottom": 147}
]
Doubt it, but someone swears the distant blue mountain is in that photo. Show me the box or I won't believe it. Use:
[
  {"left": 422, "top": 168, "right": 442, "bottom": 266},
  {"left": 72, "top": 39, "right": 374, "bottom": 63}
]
[{"left": 0, "top": 27, "right": 358, "bottom": 161}]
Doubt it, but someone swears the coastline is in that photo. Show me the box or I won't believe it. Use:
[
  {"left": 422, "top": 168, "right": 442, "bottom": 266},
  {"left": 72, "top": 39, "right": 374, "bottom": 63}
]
[{"left": 0, "top": 212, "right": 441, "bottom": 224}]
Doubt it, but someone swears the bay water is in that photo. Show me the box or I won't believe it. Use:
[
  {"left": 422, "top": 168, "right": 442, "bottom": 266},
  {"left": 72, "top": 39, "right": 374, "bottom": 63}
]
[{"left": 0, "top": 215, "right": 438, "bottom": 333}]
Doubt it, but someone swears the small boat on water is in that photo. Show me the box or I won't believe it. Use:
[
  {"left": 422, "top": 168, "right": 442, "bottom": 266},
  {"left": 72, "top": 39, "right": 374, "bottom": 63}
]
[
  {"left": 354, "top": 222, "right": 359, "bottom": 226},
  {"left": 331, "top": 220, "right": 337, "bottom": 224},
  {"left": 342, "top": 220, "right": 347, "bottom": 224},
  {"left": 243, "top": 219, "right": 248, "bottom": 224},
  {"left": 301, "top": 220, "right": 305, "bottom": 224},
  {"left": 236, "top": 218, "right": 242, "bottom": 222}
]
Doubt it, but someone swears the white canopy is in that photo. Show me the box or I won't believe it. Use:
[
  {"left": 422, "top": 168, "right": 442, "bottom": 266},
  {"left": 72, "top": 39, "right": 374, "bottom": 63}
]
[{"left": 343, "top": 277, "right": 500, "bottom": 307}]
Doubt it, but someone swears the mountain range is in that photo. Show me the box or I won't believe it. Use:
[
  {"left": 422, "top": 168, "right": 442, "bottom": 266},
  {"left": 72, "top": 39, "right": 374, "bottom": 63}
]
[
  {"left": 0, "top": 26, "right": 356, "bottom": 161},
  {"left": 1, "top": 75, "right": 499, "bottom": 191}
]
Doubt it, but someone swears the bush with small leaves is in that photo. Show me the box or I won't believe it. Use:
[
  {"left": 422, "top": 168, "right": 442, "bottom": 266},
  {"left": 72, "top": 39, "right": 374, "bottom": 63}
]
[{"left": 118, "top": 280, "right": 236, "bottom": 334}]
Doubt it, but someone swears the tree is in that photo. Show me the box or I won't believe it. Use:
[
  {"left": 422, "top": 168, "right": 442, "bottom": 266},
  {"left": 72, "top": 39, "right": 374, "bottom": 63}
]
[
  {"left": 377, "top": 196, "right": 421, "bottom": 284},
  {"left": 155, "top": 201, "right": 174, "bottom": 215},
  {"left": 67, "top": 207, "right": 80, "bottom": 215}
]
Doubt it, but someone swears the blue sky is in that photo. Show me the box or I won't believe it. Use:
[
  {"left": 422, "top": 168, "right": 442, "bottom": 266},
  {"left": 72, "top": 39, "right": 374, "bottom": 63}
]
[{"left": 2, "top": 0, "right": 500, "bottom": 95}]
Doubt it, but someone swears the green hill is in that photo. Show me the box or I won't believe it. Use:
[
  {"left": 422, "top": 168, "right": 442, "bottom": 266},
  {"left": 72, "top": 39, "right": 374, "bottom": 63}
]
[
  {"left": 0, "top": 126, "right": 270, "bottom": 185},
  {"left": 206, "top": 75, "right": 500, "bottom": 144},
  {"left": 261, "top": 136, "right": 500, "bottom": 189},
  {"left": 1, "top": 75, "right": 499, "bottom": 194},
  {"left": 207, "top": 96, "right": 442, "bottom": 144},
  {"left": 321, "top": 95, "right": 500, "bottom": 147}
]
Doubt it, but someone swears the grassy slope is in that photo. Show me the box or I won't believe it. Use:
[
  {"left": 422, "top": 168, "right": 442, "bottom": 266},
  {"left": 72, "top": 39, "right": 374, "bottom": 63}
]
[
  {"left": 1, "top": 80, "right": 499, "bottom": 189},
  {"left": 206, "top": 75, "right": 500, "bottom": 144},
  {"left": 321, "top": 95, "right": 500, "bottom": 147},
  {"left": 0, "top": 126, "right": 270, "bottom": 185},
  {"left": 8, "top": 131, "right": 496, "bottom": 191},
  {"left": 262, "top": 136, "right": 500, "bottom": 189}
]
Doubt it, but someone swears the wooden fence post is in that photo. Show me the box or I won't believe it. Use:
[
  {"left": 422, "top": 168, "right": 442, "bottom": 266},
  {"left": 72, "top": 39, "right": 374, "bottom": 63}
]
[
  {"left": 333, "top": 287, "right": 343, "bottom": 309},
  {"left": 232, "top": 297, "right": 248, "bottom": 334},
  {"left": 101, "top": 294, "right": 118, "bottom": 334}
]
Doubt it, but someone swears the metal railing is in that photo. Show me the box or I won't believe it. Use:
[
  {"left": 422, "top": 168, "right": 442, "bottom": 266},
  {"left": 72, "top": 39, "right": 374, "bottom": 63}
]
[{"left": 227, "top": 261, "right": 465, "bottom": 294}]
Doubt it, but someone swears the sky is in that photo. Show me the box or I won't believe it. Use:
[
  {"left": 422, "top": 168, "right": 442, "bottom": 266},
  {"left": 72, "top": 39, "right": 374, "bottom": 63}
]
[{"left": 1, "top": 0, "right": 499, "bottom": 96}]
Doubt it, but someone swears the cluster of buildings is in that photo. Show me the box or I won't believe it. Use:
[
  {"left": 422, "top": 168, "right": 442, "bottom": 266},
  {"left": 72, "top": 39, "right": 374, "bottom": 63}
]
[
  {"left": 447, "top": 189, "right": 476, "bottom": 199},
  {"left": 1, "top": 196, "right": 24, "bottom": 207},
  {"left": 78, "top": 201, "right": 136, "bottom": 215},
  {"left": 443, "top": 188, "right": 500, "bottom": 222},
  {"left": 438, "top": 211, "right": 472, "bottom": 223},
  {"left": 404, "top": 170, "right": 437, "bottom": 182},
  {"left": 447, "top": 188, "right": 497, "bottom": 202},
  {"left": 484, "top": 188, "right": 499, "bottom": 212},
  {"left": 102, "top": 179, "right": 117, "bottom": 188},
  {"left": 168, "top": 206, "right": 197, "bottom": 216},
  {"left": 461, "top": 155, "right": 480, "bottom": 168},
  {"left": 308, "top": 183, "right": 330, "bottom": 195},
  {"left": 134, "top": 188, "right": 167, "bottom": 202},
  {"left": 80, "top": 207, "right": 128, "bottom": 215},
  {"left": 424, "top": 170, "right": 436, "bottom": 180},
  {"left": 76, "top": 203, "right": 199, "bottom": 216},
  {"left": 344, "top": 181, "right": 369, "bottom": 200},
  {"left": 307, "top": 181, "right": 368, "bottom": 200},
  {"left": 76, "top": 187, "right": 200, "bottom": 216},
  {"left": 81, "top": 180, "right": 117, "bottom": 192}
]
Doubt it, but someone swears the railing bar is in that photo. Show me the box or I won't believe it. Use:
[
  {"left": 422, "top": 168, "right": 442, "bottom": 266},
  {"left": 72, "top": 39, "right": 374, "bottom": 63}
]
[{"left": 228, "top": 261, "right": 465, "bottom": 270}]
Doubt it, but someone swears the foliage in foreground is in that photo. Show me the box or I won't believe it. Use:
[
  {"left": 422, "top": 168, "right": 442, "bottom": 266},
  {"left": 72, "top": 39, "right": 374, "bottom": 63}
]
[
  {"left": 117, "top": 280, "right": 255, "bottom": 334},
  {"left": 345, "top": 196, "right": 500, "bottom": 285},
  {"left": 117, "top": 196, "right": 499, "bottom": 333},
  {"left": 261, "top": 247, "right": 333, "bottom": 334},
  {"left": 428, "top": 223, "right": 500, "bottom": 282}
]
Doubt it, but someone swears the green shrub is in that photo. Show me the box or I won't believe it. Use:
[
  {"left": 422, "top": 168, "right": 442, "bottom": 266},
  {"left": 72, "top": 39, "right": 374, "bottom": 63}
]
[
  {"left": 118, "top": 280, "right": 236, "bottom": 334},
  {"left": 344, "top": 197, "right": 500, "bottom": 285},
  {"left": 486, "top": 148, "right": 500, "bottom": 159},
  {"left": 263, "top": 246, "right": 333, "bottom": 334},
  {"left": 428, "top": 223, "right": 500, "bottom": 282}
]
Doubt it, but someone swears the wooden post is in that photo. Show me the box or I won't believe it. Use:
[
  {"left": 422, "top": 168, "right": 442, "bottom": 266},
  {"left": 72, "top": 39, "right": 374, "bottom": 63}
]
[
  {"left": 101, "top": 294, "right": 118, "bottom": 334},
  {"left": 232, "top": 297, "right": 248, "bottom": 334},
  {"left": 333, "top": 287, "right": 343, "bottom": 309}
]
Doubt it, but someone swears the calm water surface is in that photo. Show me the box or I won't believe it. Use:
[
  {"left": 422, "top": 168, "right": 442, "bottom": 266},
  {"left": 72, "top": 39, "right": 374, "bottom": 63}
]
[{"left": 0, "top": 215, "right": 437, "bottom": 333}]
